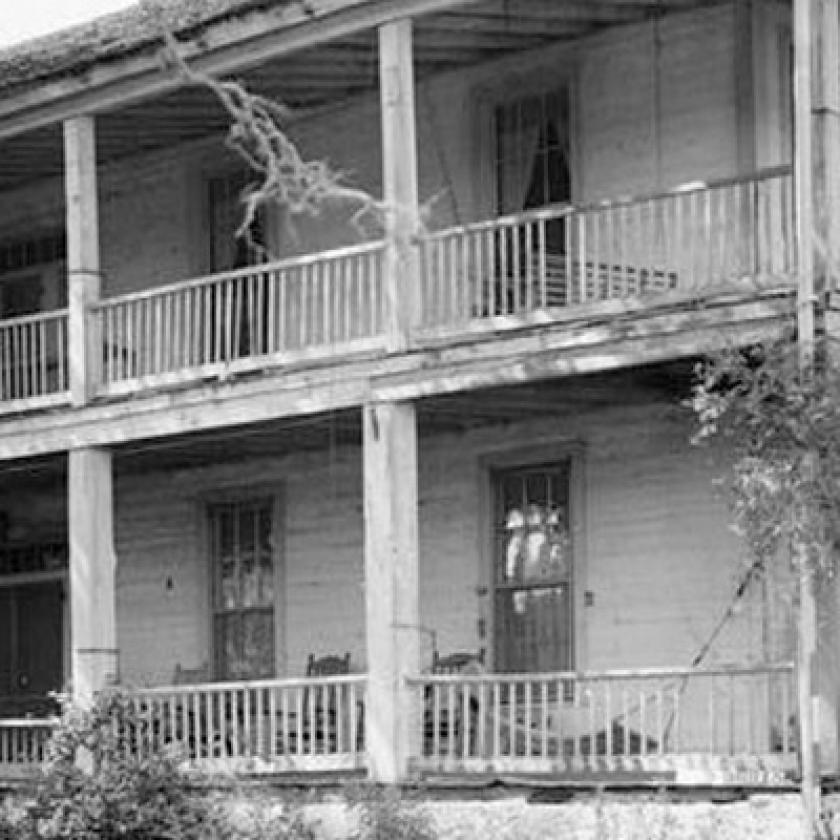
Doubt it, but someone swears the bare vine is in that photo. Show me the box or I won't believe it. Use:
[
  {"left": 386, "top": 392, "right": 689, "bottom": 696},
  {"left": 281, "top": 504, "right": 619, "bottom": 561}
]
[{"left": 158, "top": 31, "right": 387, "bottom": 255}]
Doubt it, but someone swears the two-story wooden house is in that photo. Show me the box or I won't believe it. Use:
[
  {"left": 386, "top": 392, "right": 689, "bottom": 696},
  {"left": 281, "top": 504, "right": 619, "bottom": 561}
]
[{"left": 0, "top": 0, "right": 832, "bottom": 791}]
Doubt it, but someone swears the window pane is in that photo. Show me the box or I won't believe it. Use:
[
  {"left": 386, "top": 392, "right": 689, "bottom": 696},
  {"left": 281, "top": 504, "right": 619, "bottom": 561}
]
[
  {"left": 495, "top": 585, "right": 572, "bottom": 673},
  {"left": 210, "top": 498, "right": 277, "bottom": 680},
  {"left": 494, "top": 461, "right": 573, "bottom": 673}
]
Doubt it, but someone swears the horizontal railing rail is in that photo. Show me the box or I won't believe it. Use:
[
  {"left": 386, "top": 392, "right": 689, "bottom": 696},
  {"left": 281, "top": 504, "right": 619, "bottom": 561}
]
[
  {"left": 0, "top": 718, "right": 56, "bottom": 775},
  {"left": 92, "top": 241, "right": 386, "bottom": 394},
  {"left": 408, "top": 662, "right": 796, "bottom": 781},
  {"left": 0, "top": 308, "right": 69, "bottom": 409},
  {"left": 130, "top": 674, "right": 366, "bottom": 774},
  {"left": 417, "top": 167, "right": 796, "bottom": 329}
]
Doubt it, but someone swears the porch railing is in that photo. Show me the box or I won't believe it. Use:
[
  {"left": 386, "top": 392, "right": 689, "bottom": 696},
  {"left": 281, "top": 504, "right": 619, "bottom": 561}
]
[
  {"left": 0, "top": 309, "right": 69, "bottom": 412},
  {"left": 408, "top": 663, "right": 797, "bottom": 783},
  {"left": 0, "top": 718, "right": 56, "bottom": 777},
  {"left": 92, "top": 241, "right": 386, "bottom": 395},
  {"left": 130, "top": 674, "right": 366, "bottom": 774},
  {"left": 417, "top": 167, "right": 795, "bottom": 330}
]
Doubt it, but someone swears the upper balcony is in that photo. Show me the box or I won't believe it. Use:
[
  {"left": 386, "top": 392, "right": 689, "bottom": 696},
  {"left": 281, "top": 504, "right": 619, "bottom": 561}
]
[{"left": 0, "top": 0, "right": 798, "bottom": 444}]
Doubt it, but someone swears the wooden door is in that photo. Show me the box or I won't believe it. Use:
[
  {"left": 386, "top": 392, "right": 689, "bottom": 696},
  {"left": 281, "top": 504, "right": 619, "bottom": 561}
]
[
  {"left": 493, "top": 461, "right": 574, "bottom": 674},
  {"left": 0, "top": 581, "right": 63, "bottom": 716}
]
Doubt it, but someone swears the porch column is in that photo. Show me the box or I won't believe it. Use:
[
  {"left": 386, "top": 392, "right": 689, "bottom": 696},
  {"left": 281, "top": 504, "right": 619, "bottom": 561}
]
[
  {"left": 379, "top": 19, "right": 420, "bottom": 352},
  {"left": 63, "top": 115, "right": 101, "bottom": 406},
  {"left": 69, "top": 446, "right": 118, "bottom": 702},
  {"left": 363, "top": 401, "right": 420, "bottom": 783}
]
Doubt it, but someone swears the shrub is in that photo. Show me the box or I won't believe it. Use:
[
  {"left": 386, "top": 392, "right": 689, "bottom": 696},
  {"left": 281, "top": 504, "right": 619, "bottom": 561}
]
[
  {"left": 13, "top": 689, "right": 230, "bottom": 840},
  {"left": 345, "top": 784, "right": 437, "bottom": 840}
]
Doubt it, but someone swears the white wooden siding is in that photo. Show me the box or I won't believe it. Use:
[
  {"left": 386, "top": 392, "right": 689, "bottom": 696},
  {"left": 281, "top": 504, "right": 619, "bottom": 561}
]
[
  {"left": 105, "top": 399, "right": 778, "bottom": 688},
  {"left": 0, "top": 3, "right": 790, "bottom": 307}
]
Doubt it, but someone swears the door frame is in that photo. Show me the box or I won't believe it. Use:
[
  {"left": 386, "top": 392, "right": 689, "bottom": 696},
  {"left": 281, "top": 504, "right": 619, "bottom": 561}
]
[
  {"left": 0, "top": 570, "right": 68, "bottom": 713},
  {"left": 478, "top": 440, "right": 587, "bottom": 674}
]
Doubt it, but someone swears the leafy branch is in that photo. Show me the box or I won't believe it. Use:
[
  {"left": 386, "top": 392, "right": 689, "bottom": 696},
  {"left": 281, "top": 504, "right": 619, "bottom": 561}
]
[{"left": 691, "top": 331, "right": 840, "bottom": 578}]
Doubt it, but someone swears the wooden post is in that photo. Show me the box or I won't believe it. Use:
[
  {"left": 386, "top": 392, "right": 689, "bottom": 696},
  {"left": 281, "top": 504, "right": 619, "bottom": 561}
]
[
  {"left": 379, "top": 19, "right": 421, "bottom": 352},
  {"left": 63, "top": 116, "right": 101, "bottom": 406},
  {"left": 793, "top": 0, "right": 826, "bottom": 831},
  {"left": 811, "top": 0, "right": 840, "bottom": 288},
  {"left": 69, "top": 447, "right": 119, "bottom": 702},
  {"left": 363, "top": 401, "right": 420, "bottom": 783}
]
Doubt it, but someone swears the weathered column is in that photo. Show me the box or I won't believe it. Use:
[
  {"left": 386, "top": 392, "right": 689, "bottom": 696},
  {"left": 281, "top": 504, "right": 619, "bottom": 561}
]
[
  {"left": 379, "top": 19, "right": 420, "bottom": 352},
  {"left": 363, "top": 401, "right": 420, "bottom": 783},
  {"left": 69, "top": 447, "right": 119, "bottom": 702},
  {"left": 63, "top": 115, "right": 101, "bottom": 406}
]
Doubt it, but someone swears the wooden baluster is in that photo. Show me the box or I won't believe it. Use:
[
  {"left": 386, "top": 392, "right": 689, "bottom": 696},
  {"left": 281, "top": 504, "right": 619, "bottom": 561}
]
[
  {"left": 524, "top": 221, "right": 534, "bottom": 311},
  {"left": 537, "top": 218, "right": 547, "bottom": 308},
  {"left": 308, "top": 683, "right": 317, "bottom": 755},
  {"left": 508, "top": 682, "right": 518, "bottom": 758},
  {"left": 592, "top": 208, "right": 601, "bottom": 302},
  {"left": 26, "top": 322, "right": 35, "bottom": 396},
  {"left": 604, "top": 680, "right": 613, "bottom": 758},
  {"left": 57, "top": 317, "right": 66, "bottom": 391},
  {"left": 301, "top": 267, "right": 311, "bottom": 350},
  {"left": 1, "top": 326, "right": 8, "bottom": 399},
  {"left": 349, "top": 682, "right": 359, "bottom": 756},
  {"left": 586, "top": 686, "right": 595, "bottom": 761},
  {"left": 320, "top": 262, "right": 329, "bottom": 346},
  {"left": 577, "top": 212, "right": 587, "bottom": 305},
  {"left": 243, "top": 688, "right": 252, "bottom": 757},
  {"left": 461, "top": 231, "right": 471, "bottom": 320},
  {"left": 11, "top": 324, "right": 20, "bottom": 398},
  {"left": 460, "top": 681, "right": 470, "bottom": 759},
  {"left": 728, "top": 673, "right": 735, "bottom": 755},
  {"left": 339, "top": 260, "right": 349, "bottom": 343},
  {"left": 444, "top": 682, "right": 454, "bottom": 762},
  {"left": 656, "top": 684, "right": 664, "bottom": 756},
  {"left": 782, "top": 670, "right": 792, "bottom": 754},
  {"left": 477, "top": 681, "right": 486, "bottom": 761},
  {"left": 492, "top": 681, "right": 501, "bottom": 759},
  {"left": 500, "top": 225, "right": 511, "bottom": 315},
  {"left": 280, "top": 687, "right": 290, "bottom": 758},
  {"left": 708, "top": 677, "right": 716, "bottom": 754},
  {"left": 486, "top": 229, "right": 496, "bottom": 317},
  {"left": 540, "top": 680, "right": 549, "bottom": 758},
  {"left": 446, "top": 235, "right": 456, "bottom": 321},
  {"left": 522, "top": 681, "right": 531, "bottom": 758}
]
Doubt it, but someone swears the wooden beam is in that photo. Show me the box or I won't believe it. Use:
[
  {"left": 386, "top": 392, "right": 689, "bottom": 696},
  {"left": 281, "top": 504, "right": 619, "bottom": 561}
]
[
  {"left": 0, "top": 0, "right": 484, "bottom": 142},
  {"left": 0, "top": 294, "right": 796, "bottom": 461},
  {"left": 63, "top": 116, "right": 101, "bottom": 407},
  {"left": 69, "top": 446, "right": 119, "bottom": 702},
  {"left": 379, "top": 20, "right": 421, "bottom": 351},
  {"left": 363, "top": 400, "right": 420, "bottom": 783}
]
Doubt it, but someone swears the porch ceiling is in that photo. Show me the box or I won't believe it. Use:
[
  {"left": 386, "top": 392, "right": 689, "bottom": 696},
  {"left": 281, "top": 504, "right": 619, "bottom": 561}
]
[
  {"left": 95, "top": 362, "right": 693, "bottom": 475},
  {"left": 0, "top": 0, "right": 724, "bottom": 193}
]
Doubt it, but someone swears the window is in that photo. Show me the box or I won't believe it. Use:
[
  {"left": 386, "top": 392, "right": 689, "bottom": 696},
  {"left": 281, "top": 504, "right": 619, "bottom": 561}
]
[
  {"left": 495, "top": 87, "right": 572, "bottom": 218},
  {"left": 493, "top": 460, "right": 574, "bottom": 674},
  {"left": 206, "top": 172, "right": 269, "bottom": 360},
  {"left": 210, "top": 497, "right": 277, "bottom": 681}
]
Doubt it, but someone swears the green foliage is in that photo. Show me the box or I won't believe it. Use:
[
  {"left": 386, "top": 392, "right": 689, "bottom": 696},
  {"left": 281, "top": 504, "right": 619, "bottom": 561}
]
[
  {"left": 691, "top": 333, "right": 840, "bottom": 577},
  {"left": 345, "top": 784, "right": 437, "bottom": 840},
  {"left": 0, "top": 688, "right": 320, "bottom": 840},
  {"left": 16, "top": 689, "right": 225, "bottom": 839}
]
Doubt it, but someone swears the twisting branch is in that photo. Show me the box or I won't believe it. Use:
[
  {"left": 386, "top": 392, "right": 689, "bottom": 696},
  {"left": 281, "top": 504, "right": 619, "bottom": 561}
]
[{"left": 159, "top": 32, "right": 387, "bottom": 254}]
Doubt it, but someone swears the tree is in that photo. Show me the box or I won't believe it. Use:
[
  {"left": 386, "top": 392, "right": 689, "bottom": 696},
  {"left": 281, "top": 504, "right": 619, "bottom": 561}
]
[{"left": 692, "top": 330, "right": 840, "bottom": 840}]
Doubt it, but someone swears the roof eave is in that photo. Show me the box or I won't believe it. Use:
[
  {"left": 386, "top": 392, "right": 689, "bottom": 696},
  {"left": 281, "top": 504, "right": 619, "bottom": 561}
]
[{"left": 0, "top": 0, "right": 480, "bottom": 143}]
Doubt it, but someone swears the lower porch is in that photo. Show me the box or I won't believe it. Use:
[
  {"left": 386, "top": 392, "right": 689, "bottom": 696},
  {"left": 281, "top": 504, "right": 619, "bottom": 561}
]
[
  {"left": 0, "top": 664, "right": 796, "bottom": 787},
  {"left": 0, "top": 365, "right": 808, "bottom": 787}
]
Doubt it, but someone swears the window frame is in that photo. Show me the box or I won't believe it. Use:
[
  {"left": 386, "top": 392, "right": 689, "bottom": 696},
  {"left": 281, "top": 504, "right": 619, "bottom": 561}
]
[
  {"left": 200, "top": 484, "right": 285, "bottom": 681},
  {"left": 472, "top": 63, "right": 581, "bottom": 221},
  {"left": 479, "top": 441, "right": 587, "bottom": 675}
]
